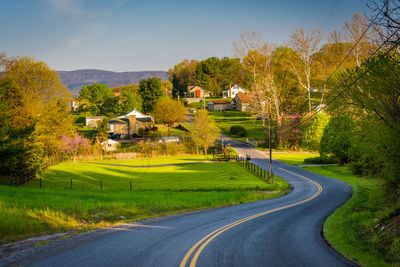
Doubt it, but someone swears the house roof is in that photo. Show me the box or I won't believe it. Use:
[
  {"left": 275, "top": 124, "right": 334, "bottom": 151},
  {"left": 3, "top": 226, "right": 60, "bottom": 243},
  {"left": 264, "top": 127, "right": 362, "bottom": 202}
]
[
  {"left": 108, "top": 118, "right": 128, "bottom": 124},
  {"left": 223, "top": 84, "right": 245, "bottom": 92},
  {"left": 188, "top": 86, "right": 203, "bottom": 92},
  {"left": 118, "top": 109, "right": 153, "bottom": 120},
  {"left": 109, "top": 116, "right": 152, "bottom": 124},
  {"left": 101, "top": 139, "right": 119, "bottom": 145},
  {"left": 209, "top": 99, "right": 232, "bottom": 104},
  {"left": 236, "top": 92, "right": 251, "bottom": 103}
]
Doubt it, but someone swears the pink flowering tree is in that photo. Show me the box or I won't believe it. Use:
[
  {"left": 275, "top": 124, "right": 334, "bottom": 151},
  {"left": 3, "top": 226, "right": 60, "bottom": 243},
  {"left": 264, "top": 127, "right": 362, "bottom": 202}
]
[{"left": 61, "top": 135, "right": 91, "bottom": 162}]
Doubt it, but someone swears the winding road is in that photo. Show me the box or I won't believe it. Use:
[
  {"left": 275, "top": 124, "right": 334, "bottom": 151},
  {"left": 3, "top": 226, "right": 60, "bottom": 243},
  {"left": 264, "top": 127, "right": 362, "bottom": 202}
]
[{"left": 5, "top": 140, "right": 356, "bottom": 266}]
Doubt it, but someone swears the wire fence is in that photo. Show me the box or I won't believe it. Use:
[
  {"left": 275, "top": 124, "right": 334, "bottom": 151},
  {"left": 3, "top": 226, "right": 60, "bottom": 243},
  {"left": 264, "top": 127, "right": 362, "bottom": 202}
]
[{"left": 214, "top": 153, "right": 274, "bottom": 184}]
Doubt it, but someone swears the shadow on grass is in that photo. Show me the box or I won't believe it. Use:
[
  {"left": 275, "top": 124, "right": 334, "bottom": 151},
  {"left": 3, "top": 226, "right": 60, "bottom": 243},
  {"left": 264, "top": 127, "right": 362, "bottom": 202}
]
[{"left": 29, "top": 162, "right": 273, "bottom": 191}]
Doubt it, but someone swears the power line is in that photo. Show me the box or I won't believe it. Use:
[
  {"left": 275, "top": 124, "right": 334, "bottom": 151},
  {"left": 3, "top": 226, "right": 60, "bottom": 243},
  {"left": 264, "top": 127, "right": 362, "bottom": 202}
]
[
  {"left": 320, "top": 0, "right": 341, "bottom": 30},
  {"left": 316, "top": 4, "right": 385, "bottom": 95}
]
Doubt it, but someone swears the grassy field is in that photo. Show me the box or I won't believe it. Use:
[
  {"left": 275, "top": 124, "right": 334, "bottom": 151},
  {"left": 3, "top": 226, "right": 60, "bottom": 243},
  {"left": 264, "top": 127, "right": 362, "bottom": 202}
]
[
  {"left": 30, "top": 161, "right": 278, "bottom": 191},
  {"left": 209, "top": 111, "right": 264, "bottom": 141},
  {"left": 1, "top": 156, "right": 290, "bottom": 244},
  {"left": 271, "top": 152, "right": 320, "bottom": 165}
]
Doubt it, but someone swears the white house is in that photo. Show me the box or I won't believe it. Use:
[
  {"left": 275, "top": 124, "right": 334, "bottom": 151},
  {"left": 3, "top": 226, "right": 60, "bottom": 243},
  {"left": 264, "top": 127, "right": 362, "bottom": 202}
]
[
  {"left": 101, "top": 139, "right": 119, "bottom": 152},
  {"left": 223, "top": 85, "right": 246, "bottom": 98}
]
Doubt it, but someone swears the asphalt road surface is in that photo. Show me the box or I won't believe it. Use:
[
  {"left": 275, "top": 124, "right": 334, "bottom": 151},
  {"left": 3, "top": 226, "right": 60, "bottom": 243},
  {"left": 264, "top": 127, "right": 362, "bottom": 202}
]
[{"left": 5, "top": 140, "right": 356, "bottom": 267}]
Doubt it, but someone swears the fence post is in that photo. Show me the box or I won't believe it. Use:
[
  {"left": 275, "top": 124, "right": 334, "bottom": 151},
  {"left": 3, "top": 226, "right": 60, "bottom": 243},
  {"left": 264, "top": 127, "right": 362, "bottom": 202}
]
[
  {"left": 70, "top": 178, "right": 72, "bottom": 189},
  {"left": 40, "top": 177, "right": 42, "bottom": 188},
  {"left": 100, "top": 179, "right": 102, "bottom": 190},
  {"left": 130, "top": 179, "right": 132, "bottom": 191}
]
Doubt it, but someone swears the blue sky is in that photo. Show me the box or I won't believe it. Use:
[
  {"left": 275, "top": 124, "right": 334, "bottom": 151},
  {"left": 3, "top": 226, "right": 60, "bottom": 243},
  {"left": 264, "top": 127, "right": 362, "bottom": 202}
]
[{"left": 0, "top": 0, "right": 370, "bottom": 71}]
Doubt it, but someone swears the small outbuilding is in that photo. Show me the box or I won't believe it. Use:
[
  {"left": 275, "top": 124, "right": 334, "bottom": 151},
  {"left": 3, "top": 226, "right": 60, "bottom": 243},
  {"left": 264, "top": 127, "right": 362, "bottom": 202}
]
[
  {"left": 232, "top": 93, "right": 251, "bottom": 111},
  {"left": 101, "top": 139, "right": 119, "bottom": 152},
  {"left": 207, "top": 99, "right": 232, "bottom": 111},
  {"left": 85, "top": 116, "right": 103, "bottom": 128}
]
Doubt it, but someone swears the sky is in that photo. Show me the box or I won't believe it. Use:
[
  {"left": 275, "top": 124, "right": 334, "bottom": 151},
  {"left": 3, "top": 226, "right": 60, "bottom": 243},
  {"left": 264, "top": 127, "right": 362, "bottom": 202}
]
[{"left": 0, "top": 0, "right": 371, "bottom": 72}]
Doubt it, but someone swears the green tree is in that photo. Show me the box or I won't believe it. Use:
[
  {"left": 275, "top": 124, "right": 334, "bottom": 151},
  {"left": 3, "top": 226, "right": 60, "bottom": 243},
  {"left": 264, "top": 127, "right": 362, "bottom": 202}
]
[
  {"left": 119, "top": 87, "right": 143, "bottom": 114},
  {"left": 301, "top": 111, "right": 330, "bottom": 151},
  {"left": 78, "top": 83, "right": 114, "bottom": 115},
  {"left": 196, "top": 57, "right": 224, "bottom": 95},
  {"left": 335, "top": 53, "right": 400, "bottom": 188},
  {"left": 319, "top": 115, "right": 354, "bottom": 164},
  {"left": 95, "top": 119, "right": 110, "bottom": 160},
  {"left": 139, "top": 77, "right": 163, "bottom": 113},
  {"left": 191, "top": 110, "right": 219, "bottom": 155},
  {"left": 153, "top": 98, "right": 186, "bottom": 132},
  {"left": 1, "top": 57, "right": 75, "bottom": 177},
  {"left": 168, "top": 59, "right": 198, "bottom": 98}
]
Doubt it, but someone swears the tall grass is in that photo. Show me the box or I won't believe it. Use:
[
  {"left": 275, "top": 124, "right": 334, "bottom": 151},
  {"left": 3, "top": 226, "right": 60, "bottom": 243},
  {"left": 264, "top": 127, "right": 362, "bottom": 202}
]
[
  {"left": 0, "top": 186, "right": 284, "bottom": 244},
  {"left": 1, "top": 157, "right": 289, "bottom": 244}
]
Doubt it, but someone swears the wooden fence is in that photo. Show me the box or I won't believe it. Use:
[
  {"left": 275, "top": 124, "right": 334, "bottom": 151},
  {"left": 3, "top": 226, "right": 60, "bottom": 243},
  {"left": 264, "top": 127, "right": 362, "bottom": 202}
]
[{"left": 10, "top": 157, "right": 64, "bottom": 186}]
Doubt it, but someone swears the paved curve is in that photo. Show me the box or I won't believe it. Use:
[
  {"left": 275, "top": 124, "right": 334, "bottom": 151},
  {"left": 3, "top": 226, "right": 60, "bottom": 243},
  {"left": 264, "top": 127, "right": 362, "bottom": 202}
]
[{"left": 4, "top": 140, "right": 356, "bottom": 267}]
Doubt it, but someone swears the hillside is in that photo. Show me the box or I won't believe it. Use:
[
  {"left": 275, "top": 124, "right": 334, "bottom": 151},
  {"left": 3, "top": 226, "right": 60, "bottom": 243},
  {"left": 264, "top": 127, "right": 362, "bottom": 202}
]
[{"left": 57, "top": 69, "right": 169, "bottom": 94}]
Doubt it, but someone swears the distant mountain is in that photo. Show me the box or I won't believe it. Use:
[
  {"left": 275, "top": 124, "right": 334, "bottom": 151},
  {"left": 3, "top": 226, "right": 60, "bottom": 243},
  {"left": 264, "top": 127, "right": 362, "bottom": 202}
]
[{"left": 57, "top": 69, "right": 169, "bottom": 95}]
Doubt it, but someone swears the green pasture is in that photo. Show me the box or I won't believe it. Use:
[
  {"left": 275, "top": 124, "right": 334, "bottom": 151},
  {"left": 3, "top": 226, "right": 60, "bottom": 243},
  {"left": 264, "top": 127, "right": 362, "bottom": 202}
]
[
  {"left": 209, "top": 111, "right": 264, "bottom": 141},
  {"left": 30, "top": 160, "right": 276, "bottom": 191},
  {"left": 1, "top": 156, "right": 290, "bottom": 244}
]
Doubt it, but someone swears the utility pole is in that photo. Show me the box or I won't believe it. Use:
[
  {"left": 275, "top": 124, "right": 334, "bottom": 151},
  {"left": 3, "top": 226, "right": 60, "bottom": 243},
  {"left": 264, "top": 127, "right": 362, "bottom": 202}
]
[{"left": 268, "top": 102, "right": 273, "bottom": 182}]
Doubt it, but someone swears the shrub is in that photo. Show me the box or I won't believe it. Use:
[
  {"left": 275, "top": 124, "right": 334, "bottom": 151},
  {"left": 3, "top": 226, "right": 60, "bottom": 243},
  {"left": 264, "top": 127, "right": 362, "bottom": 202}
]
[
  {"left": 319, "top": 115, "right": 354, "bottom": 164},
  {"left": 230, "top": 125, "right": 247, "bottom": 137},
  {"left": 301, "top": 111, "right": 330, "bottom": 151},
  {"left": 303, "top": 155, "right": 337, "bottom": 164},
  {"left": 237, "top": 128, "right": 248, "bottom": 137},
  {"left": 230, "top": 125, "right": 244, "bottom": 134}
]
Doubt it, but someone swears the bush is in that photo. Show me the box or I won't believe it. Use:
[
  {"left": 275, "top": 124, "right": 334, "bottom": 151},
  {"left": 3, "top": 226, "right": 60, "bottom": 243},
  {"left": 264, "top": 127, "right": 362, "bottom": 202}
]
[
  {"left": 230, "top": 125, "right": 247, "bottom": 137},
  {"left": 319, "top": 115, "right": 354, "bottom": 164},
  {"left": 75, "top": 116, "right": 86, "bottom": 124},
  {"left": 230, "top": 125, "right": 244, "bottom": 134},
  {"left": 237, "top": 128, "right": 247, "bottom": 137},
  {"left": 303, "top": 155, "right": 337, "bottom": 164},
  {"left": 301, "top": 112, "right": 330, "bottom": 151}
]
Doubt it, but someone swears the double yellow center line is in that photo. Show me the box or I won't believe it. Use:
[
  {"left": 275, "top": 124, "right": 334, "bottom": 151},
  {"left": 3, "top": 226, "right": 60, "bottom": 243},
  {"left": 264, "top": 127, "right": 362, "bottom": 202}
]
[{"left": 179, "top": 168, "right": 323, "bottom": 267}]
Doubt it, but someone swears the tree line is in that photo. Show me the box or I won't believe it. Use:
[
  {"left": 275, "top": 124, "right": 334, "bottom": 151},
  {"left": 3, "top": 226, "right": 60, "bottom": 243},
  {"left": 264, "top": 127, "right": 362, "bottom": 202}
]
[{"left": 169, "top": 6, "right": 400, "bottom": 192}]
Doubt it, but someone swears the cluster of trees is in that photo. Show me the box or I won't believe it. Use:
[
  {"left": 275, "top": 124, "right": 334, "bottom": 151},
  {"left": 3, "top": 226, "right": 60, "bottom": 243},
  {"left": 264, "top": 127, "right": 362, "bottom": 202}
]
[
  {"left": 169, "top": 13, "right": 373, "bottom": 147},
  {"left": 0, "top": 56, "right": 76, "bottom": 179},
  {"left": 78, "top": 78, "right": 172, "bottom": 116}
]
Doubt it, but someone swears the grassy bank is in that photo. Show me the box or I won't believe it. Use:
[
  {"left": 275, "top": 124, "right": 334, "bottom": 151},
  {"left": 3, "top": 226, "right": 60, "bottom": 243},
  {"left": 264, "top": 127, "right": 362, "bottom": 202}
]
[
  {"left": 1, "top": 156, "right": 290, "bottom": 244},
  {"left": 272, "top": 151, "right": 399, "bottom": 266},
  {"left": 301, "top": 165, "right": 399, "bottom": 266}
]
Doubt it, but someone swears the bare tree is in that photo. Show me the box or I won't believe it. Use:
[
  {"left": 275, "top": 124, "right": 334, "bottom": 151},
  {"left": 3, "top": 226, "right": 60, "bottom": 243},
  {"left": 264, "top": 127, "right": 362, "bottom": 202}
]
[
  {"left": 233, "top": 31, "right": 262, "bottom": 58},
  {"left": 288, "top": 28, "right": 322, "bottom": 112},
  {"left": 328, "top": 30, "right": 343, "bottom": 44},
  {"left": 368, "top": 0, "right": 400, "bottom": 45},
  {"left": 234, "top": 33, "right": 283, "bottom": 142},
  {"left": 344, "top": 13, "right": 374, "bottom": 67}
]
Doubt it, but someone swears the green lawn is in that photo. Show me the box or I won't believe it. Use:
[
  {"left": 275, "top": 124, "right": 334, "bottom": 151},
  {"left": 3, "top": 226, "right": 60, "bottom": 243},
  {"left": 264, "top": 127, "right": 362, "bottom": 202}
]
[
  {"left": 271, "top": 152, "right": 319, "bottom": 165},
  {"left": 209, "top": 111, "right": 264, "bottom": 141},
  {"left": 301, "top": 165, "right": 398, "bottom": 266},
  {"left": 1, "top": 156, "right": 290, "bottom": 244},
  {"left": 30, "top": 161, "right": 277, "bottom": 191}
]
